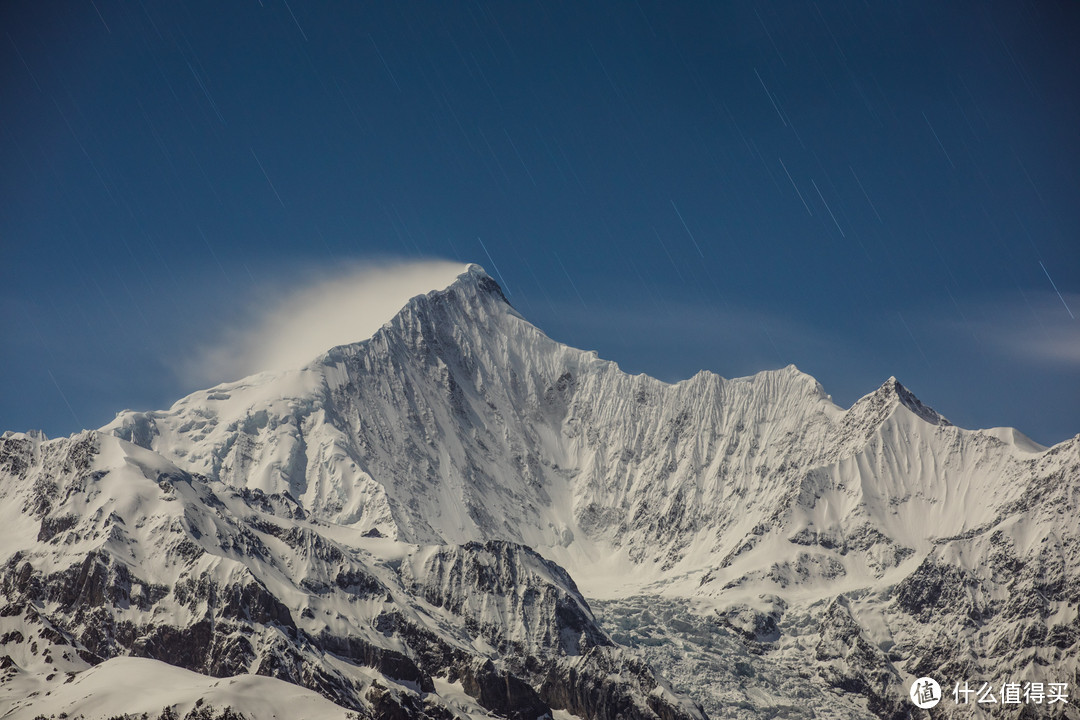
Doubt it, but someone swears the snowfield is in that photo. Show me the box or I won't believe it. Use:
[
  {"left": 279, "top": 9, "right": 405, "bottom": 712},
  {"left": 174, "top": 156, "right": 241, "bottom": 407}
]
[{"left": 1, "top": 656, "right": 357, "bottom": 720}]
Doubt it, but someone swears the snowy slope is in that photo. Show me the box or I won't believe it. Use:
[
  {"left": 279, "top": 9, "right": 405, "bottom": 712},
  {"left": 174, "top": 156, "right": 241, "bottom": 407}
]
[
  {"left": 1, "top": 656, "right": 357, "bottom": 720},
  {"left": 2, "top": 264, "right": 1077, "bottom": 719}
]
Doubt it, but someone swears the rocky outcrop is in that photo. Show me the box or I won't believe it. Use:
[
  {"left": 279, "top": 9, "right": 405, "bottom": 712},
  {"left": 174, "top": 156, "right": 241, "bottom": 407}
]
[{"left": 814, "top": 597, "right": 907, "bottom": 720}]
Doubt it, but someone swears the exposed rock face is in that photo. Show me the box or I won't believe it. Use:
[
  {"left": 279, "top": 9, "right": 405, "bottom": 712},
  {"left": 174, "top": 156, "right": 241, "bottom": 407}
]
[
  {"left": 1, "top": 265, "right": 1077, "bottom": 719},
  {"left": 814, "top": 597, "right": 906, "bottom": 720},
  {"left": 0, "top": 426, "right": 704, "bottom": 719},
  {"left": 400, "top": 541, "right": 610, "bottom": 658}
]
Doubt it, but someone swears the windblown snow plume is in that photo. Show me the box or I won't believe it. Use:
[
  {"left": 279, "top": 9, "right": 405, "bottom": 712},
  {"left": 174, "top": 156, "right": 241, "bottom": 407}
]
[{"left": 186, "top": 259, "right": 465, "bottom": 385}]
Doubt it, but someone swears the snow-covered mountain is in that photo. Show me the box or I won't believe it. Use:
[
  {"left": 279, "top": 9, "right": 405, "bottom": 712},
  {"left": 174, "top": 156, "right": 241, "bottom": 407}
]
[{"left": 1, "top": 264, "right": 1077, "bottom": 719}]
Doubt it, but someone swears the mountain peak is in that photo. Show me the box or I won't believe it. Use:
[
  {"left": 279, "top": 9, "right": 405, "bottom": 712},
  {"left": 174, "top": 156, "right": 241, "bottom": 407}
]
[
  {"left": 879, "top": 376, "right": 949, "bottom": 426},
  {"left": 463, "top": 262, "right": 491, "bottom": 278},
  {"left": 460, "top": 263, "right": 510, "bottom": 304},
  {"left": 834, "top": 377, "right": 951, "bottom": 450},
  {"left": 393, "top": 263, "right": 510, "bottom": 318}
]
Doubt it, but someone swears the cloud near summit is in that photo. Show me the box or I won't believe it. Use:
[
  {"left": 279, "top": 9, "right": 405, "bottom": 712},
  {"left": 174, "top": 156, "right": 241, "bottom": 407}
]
[{"left": 183, "top": 259, "right": 466, "bottom": 387}]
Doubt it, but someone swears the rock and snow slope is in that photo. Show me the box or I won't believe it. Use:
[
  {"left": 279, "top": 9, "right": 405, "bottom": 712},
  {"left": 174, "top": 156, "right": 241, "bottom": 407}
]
[{"left": 1, "top": 264, "right": 1077, "bottom": 719}]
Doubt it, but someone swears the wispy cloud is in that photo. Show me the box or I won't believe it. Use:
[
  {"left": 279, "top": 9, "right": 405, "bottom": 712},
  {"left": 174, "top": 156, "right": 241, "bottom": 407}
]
[
  {"left": 534, "top": 295, "right": 846, "bottom": 383},
  {"left": 181, "top": 259, "right": 465, "bottom": 386},
  {"left": 933, "top": 290, "right": 1080, "bottom": 366}
]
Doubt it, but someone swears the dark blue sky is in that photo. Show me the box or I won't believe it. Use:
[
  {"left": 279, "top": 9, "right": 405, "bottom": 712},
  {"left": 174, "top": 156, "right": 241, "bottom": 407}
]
[{"left": 2, "top": 1, "right": 1078, "bottom": 445}]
